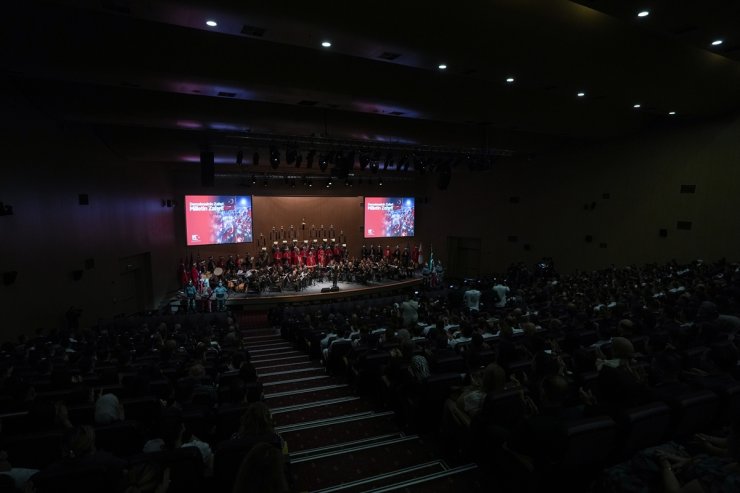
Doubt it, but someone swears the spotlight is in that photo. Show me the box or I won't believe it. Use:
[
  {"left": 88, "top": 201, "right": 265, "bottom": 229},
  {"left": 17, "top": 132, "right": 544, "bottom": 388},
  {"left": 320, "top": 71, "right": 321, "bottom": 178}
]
[
  {"left": 319, "top": 154, "right": 328, "bottom": 172},
  {"left": 359, "top": 153, "right": 370, "bottom": 171},
  {"left": 378, "top": 177, "right": 383, "bottom": 187},
  {"left": 236, "top": 150, "right": 243, "bottom": 165},
  {"left": 399, "top": 154, "right": 410, "bottom": 171},
  {"left": 415, "top": 155, "right": 427, "bottom": 174},
  {"left": 252, "top": 151, "right": 260, "bottom": 166},
  {"left": 383, "top": 152, "right": 393, "bottom": 170},
  {"left": 251, "top": 174, "right": 256, "bottom": 184},
  {"left": 269, "top": 145, "right": 280, "bottom": 168}
]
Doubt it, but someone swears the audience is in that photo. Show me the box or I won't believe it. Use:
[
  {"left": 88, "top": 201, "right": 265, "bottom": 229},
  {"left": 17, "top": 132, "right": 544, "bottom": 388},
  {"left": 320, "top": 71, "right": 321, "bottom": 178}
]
[{"left": 0, "top": 257, "right": 739, "bottom": 492}]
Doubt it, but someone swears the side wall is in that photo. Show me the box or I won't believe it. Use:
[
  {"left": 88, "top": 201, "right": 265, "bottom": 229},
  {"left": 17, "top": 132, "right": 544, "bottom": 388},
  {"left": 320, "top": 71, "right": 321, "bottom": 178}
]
[{"left": 422, "top": 114, "right": 740, "bottom": 276}]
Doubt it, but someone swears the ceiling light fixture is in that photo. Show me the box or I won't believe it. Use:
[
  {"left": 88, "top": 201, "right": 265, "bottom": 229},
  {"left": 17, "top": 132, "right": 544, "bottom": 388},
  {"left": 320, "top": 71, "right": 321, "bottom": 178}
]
[
  {"left": 633, "top": 104, "right": 641, "bottom": 108},
  {"left": 711, "top": 39, "right": 723, "bottom": 46},
  {"left": 506, "top": 77, "right": 515, "bottom": 83},
  {"left": 577, "top": 92, "right": 585, "bottom": 97},
  {"left": 669, "top": 111, "right": 676, "bottom": 115},
  {"left": 206, "top": 20, "right": 218, "bottom": 27},
  {"left": 438, "top": 64, "right": 447, "bottom": 70},
  {"left": 637, "top": 10, "right": 649, "bottom": 18},
  {"left": 321, "top": 41, "right": 332, "bottom": 48}
]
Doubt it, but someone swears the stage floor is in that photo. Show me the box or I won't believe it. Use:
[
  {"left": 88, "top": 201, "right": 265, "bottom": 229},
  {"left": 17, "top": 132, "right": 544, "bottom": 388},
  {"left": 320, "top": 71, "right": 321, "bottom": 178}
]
[{"left": 171, "top": 275, "right": 423, "bottom": 311}]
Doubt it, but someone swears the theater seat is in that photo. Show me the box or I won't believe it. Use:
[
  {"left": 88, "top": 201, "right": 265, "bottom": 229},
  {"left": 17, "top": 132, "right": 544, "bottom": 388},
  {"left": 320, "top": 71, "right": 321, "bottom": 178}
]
[
  {"left": 613, "top": 401, "right": 672, "bottom": 460},
  {"left": 561, "top": 416, "right": 617, "bottom": 469},
  {"left": 128, "top": 447, "right": 204, "bottom": 493},
  {"left": 665, "top": 389, "right": 720, "bottom": 440},
  {"left": 545, "top": 416, "right": 618, "bottom": 490},
  {"left": 30, "top": 464, "right": 112, "bottom": 493}
]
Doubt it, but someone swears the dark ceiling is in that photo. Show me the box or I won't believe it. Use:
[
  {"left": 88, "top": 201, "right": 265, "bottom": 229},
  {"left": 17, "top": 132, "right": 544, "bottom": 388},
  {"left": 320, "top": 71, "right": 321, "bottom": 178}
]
[{"left": 3, "top": 0, "right": 739, "bottom": 171}]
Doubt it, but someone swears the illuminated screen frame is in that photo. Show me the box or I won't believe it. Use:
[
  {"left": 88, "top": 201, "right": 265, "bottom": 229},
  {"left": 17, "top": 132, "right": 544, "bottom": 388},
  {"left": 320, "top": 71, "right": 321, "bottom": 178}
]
[
  {"left": 363, "top": 196, "right": 415, "bottom": 239},
  {"left": 184, "top": 195, "right": 254, "bottom": 246}
]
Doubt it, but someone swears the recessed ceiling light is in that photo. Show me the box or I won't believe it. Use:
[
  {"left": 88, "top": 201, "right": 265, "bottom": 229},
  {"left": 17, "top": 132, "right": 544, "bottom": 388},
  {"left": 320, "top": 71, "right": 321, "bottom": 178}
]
[
  {"left": 669, "top": 111, "right": 676, "bottom": 115},
  {"left": 711, "top": 39, "right": 723, "bottom": 46},
  {"left": 206, "top": 20, "right": 218, "bottom": 27},
  {"left": 633, "top": 104, "right": 641, "bottom": 108},
  {"left": 637, "top": 10, "right": 650, "bottom": 18},
  {"left": 321, "top": 41, "right": 332, "bottom": 48},
  {"left": 577, "top": 92, "right": 585, "bottom": 97},
  {"left": 438, "top": 64, "right": 447, "bottom": 70},
  {"left": 506, "top": 77, "right": 515, "bottom": 83}
]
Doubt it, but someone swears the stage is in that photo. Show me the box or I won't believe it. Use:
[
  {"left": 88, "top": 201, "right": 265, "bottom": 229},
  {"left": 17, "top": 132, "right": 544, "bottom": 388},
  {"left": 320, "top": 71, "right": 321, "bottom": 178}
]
[{"left": 169, "top": 275, "right": 423, "bottom": 312}]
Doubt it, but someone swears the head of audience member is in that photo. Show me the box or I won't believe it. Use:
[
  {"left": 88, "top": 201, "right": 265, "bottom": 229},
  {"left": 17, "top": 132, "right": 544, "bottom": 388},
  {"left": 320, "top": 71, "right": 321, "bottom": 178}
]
[
  {"left": 95, "top": 392, "right": 125, "bottom": 425},
  {"left": 62, "top": 425, "right": 97, "bottom": 459},
  {"left": 611, "top": 337, "right": 636, "bottom": 362},
  {"left": 538, "top": 374, "right": 571, "bottom": 410},
  {"left": 122, "top": 462, "right": 171, "bottom": 493},
  {"left": 231, "top": 442, "right": 289, "bottom": 493},
  {"left": 239, "top": 402, "right": 276, "bottom": 437},
  {"left": 481, "top": 363, "right": 507, "bottom": 394}
]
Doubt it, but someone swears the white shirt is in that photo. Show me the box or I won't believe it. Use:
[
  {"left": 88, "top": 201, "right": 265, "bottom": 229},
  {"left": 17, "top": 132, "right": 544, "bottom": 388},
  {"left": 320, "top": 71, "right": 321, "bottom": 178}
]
[{"left": 493, "top": 284, "right": 510, "bottom": 308}]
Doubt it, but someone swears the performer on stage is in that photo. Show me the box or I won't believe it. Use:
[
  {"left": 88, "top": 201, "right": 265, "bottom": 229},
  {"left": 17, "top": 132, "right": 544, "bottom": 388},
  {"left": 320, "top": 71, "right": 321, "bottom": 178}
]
[
  {"left": 213, "top": 281, "right": 228, "bottom": 312},
  {"left": 178, "top": 260, "right": 188, "bottom": 287},
  {"left": 317, "top": 245, "right": 326, "bottom": 267},
  {"left": 306, "top": 246, "right": 317, "bottom": 268},
  {"left": 272, "top": 242, "right": 282, "bottom": 266},
  {"left": 185, "top": 280, "right": 197, "bottom": 313},
  {"left": 190, "top": 263, "right": 200, "bottom": 286},
  {"left": 384, "top": 245, "right": 391, "bottom": 261},
  {"left": 412, "top": 244, "right": 420, "bottom": 266}
]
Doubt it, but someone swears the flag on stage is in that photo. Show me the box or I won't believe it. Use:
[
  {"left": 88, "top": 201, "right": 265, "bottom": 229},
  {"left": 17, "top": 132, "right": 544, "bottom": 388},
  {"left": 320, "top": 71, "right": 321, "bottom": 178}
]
[
  {"left": 418, "top": 243, "right": 424, "bottom": 266},
  {"left": 428, "top": 244, "right": 434, "bottom": 270}
]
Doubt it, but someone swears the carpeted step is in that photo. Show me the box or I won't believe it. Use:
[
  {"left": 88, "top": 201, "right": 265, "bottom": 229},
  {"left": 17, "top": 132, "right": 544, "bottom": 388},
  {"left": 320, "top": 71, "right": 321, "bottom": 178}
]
[
  {"left": 264, "top": 384, "right": 353, "bottom": 408},
  {"left": 309, "top": 461, "right": 447, "bottom": 493},
  {"left": 278, "top": 412, "right": 400, "bottom": 453},
  {"left": 258, "top": 367, "right": 326, "bottom": 383},
  {"left": 262, "top": 375, "right": 335, "bottom": 393},
  {"left": 273, "top": 398, "right": 375, "bottom": 427},
  {"left": 368, "top": 464, "right": 483, "bottom": 493},
  {"left": 289, "top": 435, "right": 440, "bottom": 492},
  {"left": 253, "top": 356, "right": 312, "bottom": 369}
]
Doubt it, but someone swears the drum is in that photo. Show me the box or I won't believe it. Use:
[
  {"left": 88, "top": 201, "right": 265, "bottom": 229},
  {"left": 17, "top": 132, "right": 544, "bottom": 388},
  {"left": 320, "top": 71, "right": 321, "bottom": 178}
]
[{"left": 213, "top": 267, "right": 224, "bottom": 277}]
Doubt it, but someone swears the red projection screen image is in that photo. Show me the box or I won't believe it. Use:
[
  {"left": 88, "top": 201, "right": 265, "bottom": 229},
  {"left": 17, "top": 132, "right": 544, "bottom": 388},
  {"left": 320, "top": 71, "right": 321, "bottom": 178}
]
[
  {"left": 185, "top": 195, "right": 253, "bottom": 246},
  {"left": 364, "top": 197, "right": 415, "bottom": 238}
]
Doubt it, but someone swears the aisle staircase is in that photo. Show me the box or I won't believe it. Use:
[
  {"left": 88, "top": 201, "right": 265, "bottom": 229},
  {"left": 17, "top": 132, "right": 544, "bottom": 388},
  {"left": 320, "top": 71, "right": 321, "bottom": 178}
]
[{"left": 242, "top": 326, "right": 485, "bottom": 492}]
